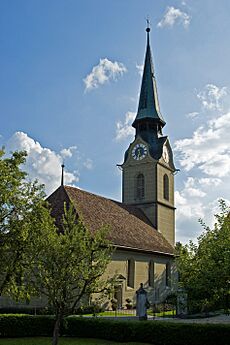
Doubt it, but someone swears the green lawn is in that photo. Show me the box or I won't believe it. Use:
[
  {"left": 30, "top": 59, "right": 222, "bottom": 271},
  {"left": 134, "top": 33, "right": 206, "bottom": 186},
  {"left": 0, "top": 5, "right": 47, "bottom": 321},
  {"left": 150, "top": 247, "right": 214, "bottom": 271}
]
[
  {"left": 85, "top": 311, "right": 135, "bottom": 317},
  {"left": 148, "top": 310, "right": 175, "bottom": 317},
  {"left": 85, "top": 309, "right": 175, "bottom": 317},
  {"left": 0, "top": 338, "right": 151, "bottom": 345}
]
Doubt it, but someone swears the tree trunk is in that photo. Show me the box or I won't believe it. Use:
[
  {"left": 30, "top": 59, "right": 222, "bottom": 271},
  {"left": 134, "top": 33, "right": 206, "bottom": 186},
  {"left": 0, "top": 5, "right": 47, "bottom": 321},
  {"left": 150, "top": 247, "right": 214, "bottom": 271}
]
[{"left": 52, "top": 311, "right": 62, "bottom": 345}]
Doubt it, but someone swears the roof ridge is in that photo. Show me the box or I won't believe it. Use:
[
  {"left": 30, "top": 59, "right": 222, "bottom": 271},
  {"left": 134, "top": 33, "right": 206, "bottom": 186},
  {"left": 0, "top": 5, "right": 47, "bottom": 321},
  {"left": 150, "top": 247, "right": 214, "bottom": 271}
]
[{"left": 64, "top": 185, "right": 119, "bottom": 203}]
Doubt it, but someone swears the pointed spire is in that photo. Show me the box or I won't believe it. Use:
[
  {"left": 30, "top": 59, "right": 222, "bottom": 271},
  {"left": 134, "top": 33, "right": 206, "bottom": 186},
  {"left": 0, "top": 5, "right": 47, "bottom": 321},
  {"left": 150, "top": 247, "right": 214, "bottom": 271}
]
[
  {"left": 61, "top": 163, "right": 65, "bottom": 186},
  {"left": 132, "top": 24, "right": 165, "bottom": 130}
]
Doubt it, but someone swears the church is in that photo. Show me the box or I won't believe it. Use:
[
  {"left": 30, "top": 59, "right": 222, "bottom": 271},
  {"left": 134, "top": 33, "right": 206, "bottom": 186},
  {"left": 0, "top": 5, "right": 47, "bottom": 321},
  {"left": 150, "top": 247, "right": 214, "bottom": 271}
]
[
  {"left": 47, "top": 25, "right": 177, "bottom": 308},
  {"left": 0, "top": 26, "right": 177, "bottom": 310}
]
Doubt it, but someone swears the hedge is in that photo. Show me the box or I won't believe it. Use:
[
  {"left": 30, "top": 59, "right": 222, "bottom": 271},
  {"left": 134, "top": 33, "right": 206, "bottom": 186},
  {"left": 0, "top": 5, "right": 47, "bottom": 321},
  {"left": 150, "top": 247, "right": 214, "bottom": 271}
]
[
  {"left": 65, "top": 317, "right": 230, "bottom": 345},
  {"left": 0, "top": 314, "right": 229, "bottom": 345},
  {"left": 0, "top": 307, "right": 54, "bottom": 315},
  {"left": 0, "top": 314, "right": 55, "bottom": 337}
]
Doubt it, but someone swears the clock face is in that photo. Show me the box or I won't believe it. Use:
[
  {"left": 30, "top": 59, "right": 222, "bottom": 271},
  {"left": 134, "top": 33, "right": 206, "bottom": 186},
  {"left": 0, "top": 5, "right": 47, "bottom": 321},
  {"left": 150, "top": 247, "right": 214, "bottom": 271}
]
[
  {"left": 132, "top": 143, "right": 148, "bottom": 160},
  {"left": 163, "top": 146, "right": 169, "bottom": 163}
]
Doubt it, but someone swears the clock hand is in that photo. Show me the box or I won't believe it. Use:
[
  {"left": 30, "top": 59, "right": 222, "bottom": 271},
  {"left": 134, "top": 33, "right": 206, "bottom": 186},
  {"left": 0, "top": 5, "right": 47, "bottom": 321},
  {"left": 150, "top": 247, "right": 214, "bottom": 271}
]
[{"left": 138, "top": 149, "right": 141, "bottom": 158}]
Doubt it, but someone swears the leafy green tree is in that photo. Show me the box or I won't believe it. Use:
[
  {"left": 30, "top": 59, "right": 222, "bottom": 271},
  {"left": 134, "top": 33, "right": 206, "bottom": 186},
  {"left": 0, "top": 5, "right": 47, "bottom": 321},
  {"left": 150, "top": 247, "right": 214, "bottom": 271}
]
[
  {"left": 0, "top": 149, "right": 114, "bottom": 345},
  {"left": 0, "top": 149, "right": 53, "bottom": 298},
  {"left": 30, "top": 204, "right": 114, "bottom": 345},
  {"left": 176, "top": 200, "right": 230, "bottom": 313}
]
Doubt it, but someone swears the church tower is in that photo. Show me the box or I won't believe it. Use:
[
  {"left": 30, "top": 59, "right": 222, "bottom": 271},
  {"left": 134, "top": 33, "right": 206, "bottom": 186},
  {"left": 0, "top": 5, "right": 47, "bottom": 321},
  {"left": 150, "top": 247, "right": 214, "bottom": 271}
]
[{"left": 121, "top": 26, "right": 176, "bottom": 246}]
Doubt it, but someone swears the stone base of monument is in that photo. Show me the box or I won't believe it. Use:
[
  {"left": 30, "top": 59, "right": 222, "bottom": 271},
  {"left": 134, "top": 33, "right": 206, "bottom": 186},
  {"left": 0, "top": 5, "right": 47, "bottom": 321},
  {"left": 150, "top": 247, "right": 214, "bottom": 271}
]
[{"left": 138, "top": 315, "right": 147, "bottom": 321}]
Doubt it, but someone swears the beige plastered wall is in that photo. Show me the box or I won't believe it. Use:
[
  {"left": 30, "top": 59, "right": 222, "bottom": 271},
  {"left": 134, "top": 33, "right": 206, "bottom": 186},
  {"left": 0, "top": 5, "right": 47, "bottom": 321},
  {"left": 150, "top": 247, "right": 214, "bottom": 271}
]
[{"left": 99, "top": 248, "right": 176, "bottom": 308}]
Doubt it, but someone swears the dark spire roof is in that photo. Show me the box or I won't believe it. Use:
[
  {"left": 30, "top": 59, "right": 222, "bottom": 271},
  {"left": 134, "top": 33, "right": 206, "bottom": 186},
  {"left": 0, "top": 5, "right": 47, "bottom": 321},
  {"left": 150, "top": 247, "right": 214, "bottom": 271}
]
[{"left": 132, "top": 27, "right": 165, "bottom": 128}]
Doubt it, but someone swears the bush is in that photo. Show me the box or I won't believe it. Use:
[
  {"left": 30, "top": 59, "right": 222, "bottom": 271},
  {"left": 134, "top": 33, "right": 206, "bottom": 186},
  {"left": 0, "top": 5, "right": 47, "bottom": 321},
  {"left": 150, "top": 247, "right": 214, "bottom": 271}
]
[
  {"left": 125, "top": 298, "right": 133, "bottom": 310},
  {"left": 0, "top": 314, "right": 55, "bottom": 337},
  {"left": 0, "top": 307, "right": 54, "bottom": 315},
  {"left": 65, "top": 317, "right": 230, "bottom": 345},
  {"left": 110, "top": 298, "right": 118, "bottom": 311},
  {"left": 152, "top": 303, "right": 173, "bottom": 313},
  {"left": 0, "top": 314, "right": 229, "bottom": 345},
  {"left": 74, "top": 304, "right": 103, "bottom": 315}
]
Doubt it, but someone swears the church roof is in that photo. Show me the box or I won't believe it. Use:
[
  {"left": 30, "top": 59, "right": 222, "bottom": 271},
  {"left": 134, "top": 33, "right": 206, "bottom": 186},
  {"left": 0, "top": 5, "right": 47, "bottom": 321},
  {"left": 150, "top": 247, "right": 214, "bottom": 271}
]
[
  {"left": 132, "top": 28, "right": 165, "bottom": 128},
  {"left": 47, "top": 185, "right": 174, "bottom": 256}
]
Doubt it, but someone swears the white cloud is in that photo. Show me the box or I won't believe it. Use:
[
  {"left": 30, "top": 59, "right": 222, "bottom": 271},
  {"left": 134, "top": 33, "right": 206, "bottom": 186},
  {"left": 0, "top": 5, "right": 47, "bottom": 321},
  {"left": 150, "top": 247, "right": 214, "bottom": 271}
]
[
  {"left": 157, "top": 6, "right": 191, "bottom": 28},
  {"left": 115, "top": 111, "right": 136, "bottom": 141},
  {"left": 175, "top": 83, "right": 230, "bottom": 243},
  {"left": 84, "top": 58, "right": 127, "bottom": 91},
  {"left": 83, "top": 158, "right": 93, "bottom": 170},
  {"left": 6, "top": 132, "right": 79, "bottom": 195},
  {"left": 60, "top": 146, "right": 77, "bottom": 159},
  {"left": 186, "top": 111, "right": 199, "bottom": 119},
  {"left": 174, "top": 112, "right": 230, "bottom": 177},
  {"left": 198, "top": 177, "right": 221, "bottom": 186},
  {"left": 197, "top": 84, "right": 228, "bottom": 111},
  {"left": 183, "top": 177, "right": 206, "bottom": 197},
  {"left": 175, "top": 175, "right": 229, "bottom": 242},
  {"left": 175, "top": 190, "right": 205, "bottom": 220},
  {"left": 136, "top": 64, "right": 144, "bottom": 76}
]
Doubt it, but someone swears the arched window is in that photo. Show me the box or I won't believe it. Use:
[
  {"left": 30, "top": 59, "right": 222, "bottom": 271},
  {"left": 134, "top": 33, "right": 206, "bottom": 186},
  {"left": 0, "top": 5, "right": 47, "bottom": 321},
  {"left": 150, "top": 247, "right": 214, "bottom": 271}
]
[
  {"left": 136, "top": 173, "right": 145, "bottom": 199},
  {"left": 163, "top": 174, "right": 169, "bottom": 200}
]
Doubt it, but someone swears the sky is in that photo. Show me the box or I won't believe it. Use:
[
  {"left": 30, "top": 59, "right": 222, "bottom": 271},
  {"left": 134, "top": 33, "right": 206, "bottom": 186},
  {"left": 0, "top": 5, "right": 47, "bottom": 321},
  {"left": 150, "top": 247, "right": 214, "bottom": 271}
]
[{"left": 0, "top": 0, "right": 230, "bottom": 244}]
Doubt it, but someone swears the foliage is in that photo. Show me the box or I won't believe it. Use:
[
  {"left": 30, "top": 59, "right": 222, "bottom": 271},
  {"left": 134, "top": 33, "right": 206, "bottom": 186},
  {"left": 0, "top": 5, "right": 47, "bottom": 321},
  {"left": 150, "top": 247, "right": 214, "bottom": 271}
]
[
  {"left": 0, "top": 314, "right": 55, "bottom": 337},
  {"left": 0, "top": 307, "right": 54, "bottom": 315},
  {"left": 176, "top": 200, "right": 230, "bottom": 312},
  {"left": 0, "top": 337, "right": 150, "bottom": 345},
  {"left": 110, "top": 298, "right": 118, "bottom": 311},
  {"left": 65, "top": 316, "right": 230, "bottom": 345},
  {"left": 125, "top": 298, "right": 133, "bottom": 309},
  {"left": 29, "top": 204, "right": 114, "bottom": 345},
  {"left": 74, "top": 305, "right": 103, "bottom": 316},
  {"left": 0, "top": 149, "right": 114, "bottom": 345},
  {"left": 0, "top": 314, "right": 230, "bottom": 345},
  {"left": 0, "top": 149, "right": 54, "bottom": 299}
]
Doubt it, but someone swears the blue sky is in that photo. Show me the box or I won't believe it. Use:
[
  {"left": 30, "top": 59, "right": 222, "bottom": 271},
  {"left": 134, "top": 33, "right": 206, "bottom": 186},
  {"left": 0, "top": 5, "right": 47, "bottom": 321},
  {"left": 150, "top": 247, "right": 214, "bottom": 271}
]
[{"left": 1, "top": 0, "right": 230, "bottom": 243}]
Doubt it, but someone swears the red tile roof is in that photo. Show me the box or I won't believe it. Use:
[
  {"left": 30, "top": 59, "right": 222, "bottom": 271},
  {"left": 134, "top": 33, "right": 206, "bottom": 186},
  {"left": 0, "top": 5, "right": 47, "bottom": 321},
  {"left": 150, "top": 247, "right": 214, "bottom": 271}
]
[{"left": 47, "top": 185, "right": 174, "bottom": 256}]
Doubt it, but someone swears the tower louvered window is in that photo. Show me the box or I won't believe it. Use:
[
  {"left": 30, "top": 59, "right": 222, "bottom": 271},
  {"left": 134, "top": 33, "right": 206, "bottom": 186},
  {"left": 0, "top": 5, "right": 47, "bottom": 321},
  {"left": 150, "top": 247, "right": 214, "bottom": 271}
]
[
  {"left": 136, "top": 173, "right": 145, "bottom": 199},
  {"left": 163, "top": 174, "right": 169, "bottom": 200}
]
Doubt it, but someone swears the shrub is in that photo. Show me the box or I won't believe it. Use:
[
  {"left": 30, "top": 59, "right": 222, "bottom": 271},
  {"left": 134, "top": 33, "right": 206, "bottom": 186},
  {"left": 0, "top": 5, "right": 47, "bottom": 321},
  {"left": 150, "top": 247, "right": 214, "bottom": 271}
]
[
  {"left": 0, "top": 307, "right": 54, "bottom": 315},
  {"left": 0, "top": 314, "right": 55, "bottom": 337},
  {"left": 152, "top": 303, "right": 173, "bottom": 313},
  {"left": 0, "top": 314, "right": 229, "bottom": 345},
  {"left": 74, "top": 304, "right": 103, "bottom": 315},
  {"left": 110, "top": 298, "right": 117, "bottom": 311},
  {"left": 65, "top": 317, "right": 230, "bottom": 345},
  {"left": 125, "top": 298, "right": 133, "bottom": 310}
]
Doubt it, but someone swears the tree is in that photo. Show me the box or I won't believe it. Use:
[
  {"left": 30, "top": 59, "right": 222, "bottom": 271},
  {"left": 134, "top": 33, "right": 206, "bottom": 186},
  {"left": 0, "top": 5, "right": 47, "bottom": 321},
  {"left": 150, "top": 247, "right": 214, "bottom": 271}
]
[
  {"left": 30, "top": 204, "right": 114, "bottom": 345},
  {"left": 0, "top": 149, "right": 114, "bottom": 345},
  {"left": 0, "top": 149, "right": 53, "bottom": 298},
  {"left": 176, "top": 200, "right": 230, "bottom": 313}
]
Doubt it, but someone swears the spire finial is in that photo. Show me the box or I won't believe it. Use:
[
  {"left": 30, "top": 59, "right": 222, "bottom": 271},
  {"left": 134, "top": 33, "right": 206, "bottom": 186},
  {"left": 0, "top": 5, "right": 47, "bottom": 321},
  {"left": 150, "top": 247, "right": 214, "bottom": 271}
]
[
  {"left": 61, "top": 163, "right": 65, "bottom": 186},
  {"left": 146, "top": 16, "right": 151, "bottom": 33}
]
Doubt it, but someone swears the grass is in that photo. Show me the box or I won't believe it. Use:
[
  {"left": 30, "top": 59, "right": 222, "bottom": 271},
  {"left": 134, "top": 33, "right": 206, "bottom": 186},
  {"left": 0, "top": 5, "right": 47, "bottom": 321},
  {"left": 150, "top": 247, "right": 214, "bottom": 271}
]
[
  {"left": 0, "top": 338, "right": 151, "bottom": 345},
  {"left": 85, "top": 311, "right": 135, "bottom": 317},
  {"left": 148, "top": 310, "right": 175, "bottom": 317},
  {"left": 84, "top": 309, "right": 175, "bottom": 317}
]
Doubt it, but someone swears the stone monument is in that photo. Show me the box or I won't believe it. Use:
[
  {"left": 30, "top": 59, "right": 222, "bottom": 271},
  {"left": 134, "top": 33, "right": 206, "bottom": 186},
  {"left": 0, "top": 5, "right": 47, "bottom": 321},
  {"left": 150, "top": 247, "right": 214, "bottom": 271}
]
[{"left": 136, "top": 283, "right": 149, "bottom": 320}]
